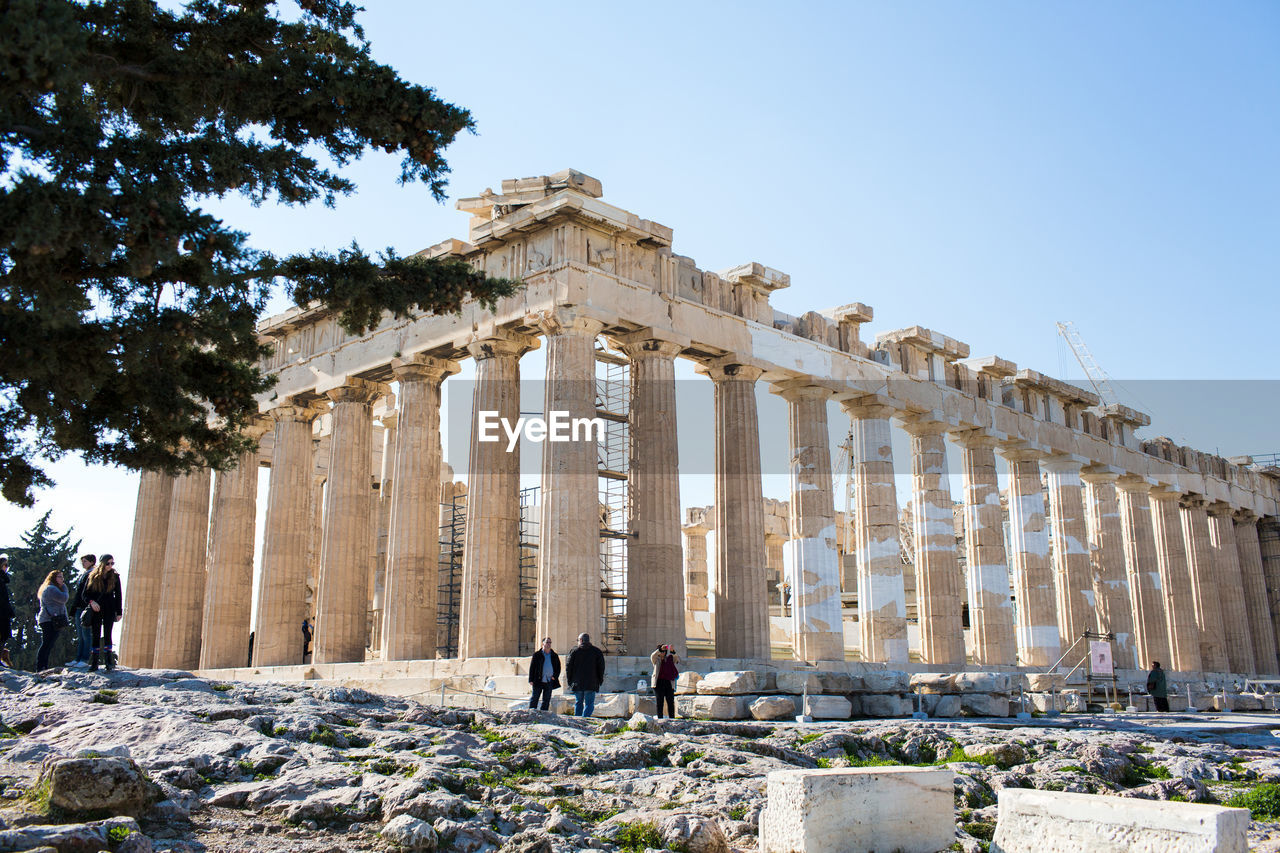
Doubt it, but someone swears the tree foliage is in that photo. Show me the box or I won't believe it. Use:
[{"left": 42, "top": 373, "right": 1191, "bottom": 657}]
[
  {"left": 0, "top": 0, "right": 518, "bottom": 506},
  {"left": 3, "top": 511, "right": 82, "bottom": 671}
]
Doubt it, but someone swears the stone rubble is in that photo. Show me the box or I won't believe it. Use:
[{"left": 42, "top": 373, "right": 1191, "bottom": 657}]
[{"left": 3, "top": 668, "right": 1280, "bottom": 851}]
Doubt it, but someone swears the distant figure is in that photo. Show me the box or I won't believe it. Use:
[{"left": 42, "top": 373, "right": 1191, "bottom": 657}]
[
  {"left": 1147, "top": 661, "right": 1169, "bottom": 712},
  {"left": 565, "top": 632, "right": 606, "bottom": 717},
  {"left": 650, "top": 643, "right": 679, "bottom": 719},
  {"left": 72, "top": 554, "right": 96, "bottom": 664},
  {"left": 528, "top": 637, "right": 561, "bottom": 711},
  {"left": 301, "top": 618, "right": 312, "bottom": 662},
  {"left": 247, "top": 631, "right": 255, "bottom": 667},
  {"left": 0, "top": 554, "right": 13, "bottom": 667},
  {"left": 84, "top": 555, "right": 123, "bottom": 672},
  {"left": 35, "top": 569, "right": 70, "bottom": 671}
]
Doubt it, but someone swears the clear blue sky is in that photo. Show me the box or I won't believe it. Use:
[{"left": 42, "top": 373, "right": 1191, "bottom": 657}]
[{"left": 3, "top": 1, "right": 1277, "bottom": 590}]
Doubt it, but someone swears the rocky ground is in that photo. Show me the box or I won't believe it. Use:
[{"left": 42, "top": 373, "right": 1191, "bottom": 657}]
[{"left": 2, "top": 668, "right": 1280, "bottom": 852}]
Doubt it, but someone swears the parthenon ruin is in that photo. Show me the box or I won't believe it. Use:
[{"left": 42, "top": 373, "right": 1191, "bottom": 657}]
[{"left": 120, "top": 169, "right": 1280, "bottom": 682}]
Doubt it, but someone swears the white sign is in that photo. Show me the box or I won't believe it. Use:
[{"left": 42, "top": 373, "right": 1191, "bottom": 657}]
[{"left": 1089, "top": 640, "right": 1113, "bottom": 675}]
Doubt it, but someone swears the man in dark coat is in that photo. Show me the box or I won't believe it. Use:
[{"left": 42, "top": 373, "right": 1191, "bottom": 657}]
[
  {"left": 1147, "top": 661, "right": 1169, "bottom": 712},
  {"left": 564, "top": 632, "right": 606, "bottom": 717},
  {"left": 0, "top": 554, "right": 12, "bottom": 666},
  {"left": 528, "top": 637, "right": 561, "bottom": 711}
]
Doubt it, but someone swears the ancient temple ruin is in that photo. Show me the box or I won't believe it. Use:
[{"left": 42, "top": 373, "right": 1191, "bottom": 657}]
[{"left": 120, "top": 169, "right": 1280, "bottom": 681}]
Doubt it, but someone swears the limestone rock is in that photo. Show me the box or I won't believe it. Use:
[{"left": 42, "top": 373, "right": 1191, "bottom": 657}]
[
  {"left": 675, "top": 672, "right": 702, "bottom": 694},
  {"left": 1024, "top": 673, "right": 1065, "bottom": 692},
  {"left": 961, "top": 694, "right": 1010, "bottom": 717},
  {"left": 964, "top": 742, "right": 1028, "bottom": 768},
  {"left": 954, "top": 672, "right": 1014, "bottom": 694},
  {"left": 860, "top": 671, "right": 910, "bottom": 692},
  {"left": 750, "top": 696, "right": 797, "bottom": 721},
  {"left": 774, "top": 672, "right": 822, "bottom": 695},
  {"left": 924, "top": 694, "right": 962, "bottom": 718},
  {"left": 803, "top": 696, "right": 852, "bottom": 720},
  {"left": 696, "top": 671, "right": 760, "bottom": 695},
  {"left": 910, "top": 673, "right": 956, "bottom": 694},
  {"left": 382, "top": 814, "right": 439, "bottom": 850},
  {"left": 589, "top": 693, "right": 629, "bottom": 718},
  {"left": 818, "top": 672, "right": 857, "bottom": 693},
  {"left": 859, "top": 694, "right": 907, "bottom": 718},
  {"left": 682, "top": 695, "right": 749, "bottom": 720},
  {"left": 44, "top": 757, "right": 162, "bottom": 817},
  {"left": 0, "top": 817, "right": 142, "bottom": 853},
  {"left": 658, "top": 813, "right": 729, "bottom": 853}
]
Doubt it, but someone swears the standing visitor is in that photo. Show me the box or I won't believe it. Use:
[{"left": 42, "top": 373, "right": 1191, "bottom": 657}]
[
  {"left": 84, "top": 555, "right": 123, "bottom": 672},
  {"left": 528, "top": 637, "right": 561, "bottom": 711},
  {"left": 1147, "top": 661, "right": 1169, "bottom": 712},
  {"left": 71, "top": 554, "right": 95, "bottom": 665},
  {"left": 301, "top": 618, "right": 312, "bottom": 662},
  {"left": 35, "top": 570, "right": 70, "bottom": 671},
  {"left": 0, "top": 554, "right": 12, "bottom": 667},
  {"left": 650, "top": 643, "right": 679, "bottom": 719},
  {"left": 565, "top": 632, "right": 606, "bottom": 717}
]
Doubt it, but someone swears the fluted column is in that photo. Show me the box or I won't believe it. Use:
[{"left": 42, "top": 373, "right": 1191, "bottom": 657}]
[
  {"left": 1081, "top": 469, "right": 1136, "bottom": 670},
  {"left": 1207, "top": 503, "right": 1253, "bottom": 673},
  {"left": 1262, "top": 519, "right": 1280, "bottom": 671},
  {"left": 619, "top": 334, "right": 686, "bottom": 657},
  {"left": 683, "top": 519, "right": 711, "bottom": 612},
  {"left": 1236, "top": 512, "right": 1278, "bottom": 675},
  {"left": 702, "top": 359, "right": 770, "bottom": 660},
  {"left": 1179, "top": 495, "right": 1226, "bottom": 671},
  {"left": 1001, "top": 447, "right": 1059, "bottom": 667},
  {"left": 1044, "top": 456, "right": 1094, "bottom": 654},
  {"left": 534, "top": 312, "right": 606, "bottom": 652},
  {"left": 153, "top": 466, "right": 212, "bottom": 670},
  {"left": 198, "top": 421, "right": 268, "bottom": 670},
  {"left": 902, "top": 418, "right": 964, "bottom": 666},
  {"left": 381, "top": 356, "right": 456, "bottom": 661},
  {"left": 459, "top": 332, "right": 535, "bottom": 659},
  {"left": 253, "top": 402, "right": 322, "bottom": 666},
  {"left": 776, "top": 383, "right": 844, "bottom": 663},
  {"left": 956, "top": 432, "right": 1015, "bottom": 665},
  {"left": 1149, "top": 488, "right": 1200, "bottom": 672},
  {"left": 119, "top": 470, "right": 175, "bottom": 668},
  {"left": 1116, "top": 477, "right": 1171, "bottom": 668},
  {"left": 314, "top": 378, "right": 385, "bottom": 664},
  {"left": 842, "top": 396, "right": 907, "bottom": 664}
]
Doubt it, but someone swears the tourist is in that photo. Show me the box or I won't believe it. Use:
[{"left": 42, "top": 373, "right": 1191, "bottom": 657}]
[
  {"left": 651, "top": 643, "right": 679, "bottom": 719},
  {"left": 528, "top": 636, "right": 561, "bottom": 711},
  {"left": 565, "top": 632, "right": 606, "bottom": 717},
  {"left": 1147, "top": 661, "right": 1169, "bottom": 712},
  {"left": 71, "top": 554, "right": 96, "bottom": 665},
  {"left": 0, "top": 554, "right": 13, "bottom": 667},
  {"left": 301, "top": 618, "right": 312, "bottom": 662},
  {"left": 35, "top": 569, "right": 70, "bottom": 671},
  {"left": 84, "top": 555, "right": 123, "bottom": 672}
]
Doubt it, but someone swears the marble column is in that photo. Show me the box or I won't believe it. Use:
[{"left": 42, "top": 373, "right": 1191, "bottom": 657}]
[
  {"left": 683, "top": 519, "right": 711, "bottom": 612},
  {"left": 1236, "top": 513, "right": 1279, "bottom": 675},
  {"left": 1207, "top": 502, "right": 1254, "bottom": 674},
  {"left": 956, "top": 432, "right": 1015, "bottom": 666},
  {"left": 703, "top": 359, "right": 770, "bottom": 660},
  {"left": 198, "top": 422, "right": 268, "bottom": 671},
  {"left": 314, "top": 378, "right": 385, "bottom": 664},
  {"left": 1149, "top": 488, "right": 1200, "bottom": 672},
  {"left": 1116, "top": 477, "right": 1171, "bottom": 668},
  {"left": 535, "top": 313, "right": 606, "bottom": 652},
  {"left": 777, "top": 383, "right": 844, "bottom": 663},
  {"left": 842, "top": 396, "right": 907, "bottom": 664},
  {"left": 459, "top": 332, "right": 535, "bottom": 659},
  {"left": 1001, "top": 447, "right": 1059, "bottom": 667},
  {"left": 619, "top": 334, "right": 686, "bottom": 657},
  {"left": 253, "top": 402, "right": 322, "bottom": 666},
  {"left": 902, "top": 418, "right": 965, "bottom": 666},
  {"left": 1080, "top": 470, "right": 1136, "bottom": 670},
  {"left": 153, "top": 466, "right": 212, "bottom": 670},
  {"left": 1179, "top": 495, "right": 1226, "bottom": 671},
  {"left": 119, "top": 470, "right": 175, "bottom": 668},
  {"left": 1044, "top": 456, "right": 1094, "bottom": 654},
  {"left": 381, "top": 356, "right": 456, "bottom": 661}
]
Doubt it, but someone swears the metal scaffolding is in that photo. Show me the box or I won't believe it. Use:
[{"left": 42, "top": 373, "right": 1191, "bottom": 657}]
[
  {"left": 596, "top": 341, "right": 630, "bottom": 654},
  {"left": 518, "top": 485, "right": 540, "bottom": 657}
]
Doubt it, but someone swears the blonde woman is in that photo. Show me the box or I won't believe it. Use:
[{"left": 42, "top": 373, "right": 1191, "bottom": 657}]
[
  {"left": 35, "top": 569, "right": 70, "bottom": 670},
  {"left": 84, "top": 555, "right": 123, "bottom": 671}
]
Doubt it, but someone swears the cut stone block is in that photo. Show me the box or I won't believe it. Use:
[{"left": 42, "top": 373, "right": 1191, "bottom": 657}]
[
  {"left": 860, "top": 670, "right": 910, "bottom": 692},
  {"left": 750, "top": 696, "right": 798, "bottom": 720},
  {"left": 675, "top": 672, "right": 702, "bottom": 695},
  {"left": 758, "top": 767, "right": 955, "bottom": 853},
  {"left": 629, "top": 694, "right": 658, "bottom": 716},
  {"left": 590, "top": 693, "right": 630, "bottom": 718},
  {"left": 923, "top": 694, "right": 962, "bottom": 718},
  {"left": 819, "top": 672, "right": 858, "bottom": 693},
  {"left": 486, "top": 675, "right": 534, "bottom": 696},
  {"left": 680, "top": 695, "right": 749, "bottom": 720},
  {"left": 859, "top": 694, "right": 908, "bottom": 718},
  {"left": 1024, "top": 673, "right": 1065, "bottom": 692},
  {"left": 775, "top": 672, "right": 823, "bottom": 695},
  {"left": 989, "top": 788, "right": 1247, "bottom": 853},
  {"left": 910, "top": 673, "right": 956, "bottom": 694},
  {"left": 697, "top": 671, "right": 760, "bottom": 695},
  {"left": 961, "top": 694, "right": 1010, "bottom": 717},
  {"left": 954, "top": 672, "right": 1014, "bottom": 694},
  {"left": 803, "top": 695, "right": 852, "bottom": 719}
]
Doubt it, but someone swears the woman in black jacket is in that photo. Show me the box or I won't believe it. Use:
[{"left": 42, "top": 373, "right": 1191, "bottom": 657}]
[
  {"left": 528, "top": 637, "right": 561, "bottom": 711},
  {"left": 84, "top": 555, "right": 124, "bottom": 672}
]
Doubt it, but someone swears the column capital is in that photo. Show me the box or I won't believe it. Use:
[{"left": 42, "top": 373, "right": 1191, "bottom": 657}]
[
  {"left": 529, "top": 308, "right": 606, "bottom": 339},
  {"left": 1040, "top": 453, "right": 1087, "bottom": 474},
  {"left": 1177, "top": 492, "right": 1209, "bottom": 511},
  {"left": 898, "top": 410, "right": 952, "bottom": 436},
  {"left": 769, "top": 379, "right": 832, "bottom": 403},
  {"left": 837, "top": 392, "right": 899, "bottom": 419},
  {"left": 951, "top": 427, "right": 1003, "bottom": 449},
  {"left": 1148, "top": 485, "right": 1183, "bottom": 502},
  {"left": 267, "top": 398, "right": 327, "bottom": 424},
  {"left": 609, "top": 327, "right": 689, "bottom": 356},
  {"left": 1080, "top": 465, "right": 1121, "bottom": 485},
  {"left": 1206, "top": 500, "right": 1236, "bottom": 518},
  {"left": 998, "top": 443, "right": 1045, "bottom": 464},
  {"left": 1233, "top": 508, "right": 1260, "bottom": 525},
  {"left": 466, "top": 329, "right": 538, "bottom": 361},
  {"left": 391, "top": 354, "right": 460, "bottom": 383},
  {"left": 242, "top": 416, "right": 273, "bottom": 441},
  {"left": 1116, "top": 473, "right": 1153, "bottom": 493},
  {"left": 696, "top": 356, "right": 764, "bottom": 384},
  {"left": 324, "top": 376, "right": 389, "bottom": 406}
]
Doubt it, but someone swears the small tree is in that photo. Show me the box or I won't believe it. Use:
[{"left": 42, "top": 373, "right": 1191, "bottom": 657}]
[{"left": 4, "top": 512, "right": 81, "bottom": 670}]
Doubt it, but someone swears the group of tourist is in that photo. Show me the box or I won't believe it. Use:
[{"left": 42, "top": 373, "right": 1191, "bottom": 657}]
[
  {"left": 527, "top": 633, "right": 681, "bottom": 718},
  {"left": 0, "top": 552, "right": 123, "bottom": 673}
]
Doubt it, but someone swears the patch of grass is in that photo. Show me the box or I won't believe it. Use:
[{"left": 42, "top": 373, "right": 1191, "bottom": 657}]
[
  {"left": 615, "top": 820, "right": 662, "bottom": 853},
  {"left": 345, "top": 733, "right": 371, "bottom": 748},
  {"left": 39, "top": 701, "right": 52, "bottom": 707},
  {"left": 849, "top": 755, "right": 900, "bottom": 768},
  {"left": 91, "top": 689, "right": 119, "bottom": 705},
  {"left": 659, "top": 800, "right": 682, "bottom": 810},
  {"left": 237, "top": 760, "right": 254, "bottom": 775},
  {"left": 676, "top": 750, "right": 704, "bottom": 768},
  {"left": 469, "top": 721, "right": 506, "bottom": 743},
  {"left": 794, "top": 732, "right": 823, "bottom": 746},
  {"left": 815, "top": 758, "right": 833, "bottom": 768},
  {"left": 1059, "top": 765, "right": 1085, "bottom": 773},
  {"left": 550, "top": 799, "right": 620, "bottom": 823},
  {"left": 23, "top": 777, "right": 52, "bottom": 815},
  {"left": 1120, "top": 761, "right": 1173, "bottom": 787},
  {"left": 1168, "top": 793, "right": 1189, "bottom": 803},
  {"left": 963, "top": 821, "right": 996, "bottom": 841},
  {"left": 366, "top": 757, "right": 404, "bottom": 776},
  {"left": 1227, "top": 783, "right": 1280, "bottom": 819},
  {"left": 1135, "top": 744, "right": 1155, "bottom": 753},
  {"left": 211, "top": 683, "right": 233, "bottom": 693},
  {"left": 728, "top": 803, "right": 748, "bottom": 821},
  {"left": 107, "top": 825, "right": 132, "bottom": 843},
  {"left": 272, "top": 726, "right": 289, "bottom": 737},
  {"left": 308, "top": 726, "right": 338, "bottom": 747}
]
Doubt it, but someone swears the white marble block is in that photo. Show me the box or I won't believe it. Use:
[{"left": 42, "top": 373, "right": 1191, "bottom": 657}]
[
  {"left": 696, "top": 671, "right": 760, "bottom": 695},
  {"left": 759, "top": 767, "right": 954, "bottom": 853},
  {"left": 990, "top": 788, "right": 1248, "bottom": 853}
]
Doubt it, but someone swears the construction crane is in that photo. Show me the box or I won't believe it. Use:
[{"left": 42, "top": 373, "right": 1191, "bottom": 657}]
[{"left": 1056, "top": 320, "right": 1119, "bottom": 408}]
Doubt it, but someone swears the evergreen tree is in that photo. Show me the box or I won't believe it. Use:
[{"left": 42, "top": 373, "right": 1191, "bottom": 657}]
[
  {"left": 1, "top": 0, "right": 518, "bottom": 507},
  {"left": 3, "top": 511, "right": 81, "bottom": 670}
]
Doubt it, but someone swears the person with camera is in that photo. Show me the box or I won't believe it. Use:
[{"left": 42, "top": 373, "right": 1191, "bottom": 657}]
[{"left": 35, "top": 569, "right": 70, "bottom": 671}]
